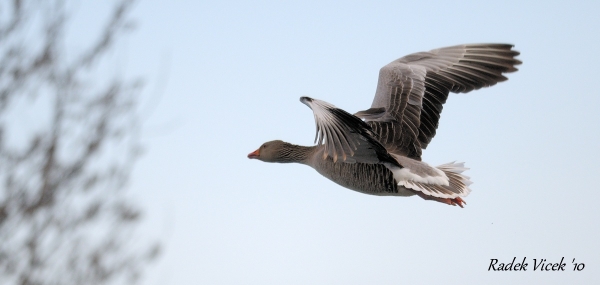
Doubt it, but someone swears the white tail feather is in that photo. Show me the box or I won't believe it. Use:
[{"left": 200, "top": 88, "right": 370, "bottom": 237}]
[
  {"left": 436, "top": 161, "right": 473, "bottom": 196},
  {"left": 396, "top": 161, "right": 473, "bottom": 199}
]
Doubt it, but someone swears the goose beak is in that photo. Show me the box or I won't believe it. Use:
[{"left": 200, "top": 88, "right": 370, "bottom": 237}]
[{"left": 247, "top": 149, "right": 260, "bottom": 159}]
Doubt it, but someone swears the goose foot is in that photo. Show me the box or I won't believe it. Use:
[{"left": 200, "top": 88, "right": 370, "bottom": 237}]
[{"left": 449, "top": 197, "right": 466, "bottom": 208}]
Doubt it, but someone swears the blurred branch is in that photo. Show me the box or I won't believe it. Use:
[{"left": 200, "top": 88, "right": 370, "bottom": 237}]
[{"left": 0, "top": 0, "right": 159, "bottom": 284}]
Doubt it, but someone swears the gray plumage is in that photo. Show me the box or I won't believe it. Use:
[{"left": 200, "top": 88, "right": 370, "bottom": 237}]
[
  {"left": 361, "top": 44, "right": 522, "bottom": 159},
  {"left": 249, "top": 43, "right": 521, "bottom": 207}
]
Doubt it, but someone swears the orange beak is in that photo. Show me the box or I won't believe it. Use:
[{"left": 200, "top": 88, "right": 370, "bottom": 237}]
[{"left": 247, "top": 149, "right": 260, "bottom": 159}]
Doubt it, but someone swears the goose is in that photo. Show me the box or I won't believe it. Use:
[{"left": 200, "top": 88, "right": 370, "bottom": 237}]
[{"left": 248, "top": 44, "right": 521, "bottom": 207}]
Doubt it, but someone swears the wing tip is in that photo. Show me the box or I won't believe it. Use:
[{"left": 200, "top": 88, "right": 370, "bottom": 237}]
[{"left": 300, "top": 96, "right": 312, "bottom": 102}]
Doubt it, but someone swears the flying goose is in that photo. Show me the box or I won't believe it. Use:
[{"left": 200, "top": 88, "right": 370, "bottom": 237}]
[{"left": 248, "top": 44, "right": 521, "bottom": 207}]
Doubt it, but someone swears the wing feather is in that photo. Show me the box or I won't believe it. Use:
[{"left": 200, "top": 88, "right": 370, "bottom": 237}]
[
  {"left": 355, "top": 43, "right": 521, "bottom": 159},
  {"left": 300, "top": 96, "right": 399, "bottom": 165}
]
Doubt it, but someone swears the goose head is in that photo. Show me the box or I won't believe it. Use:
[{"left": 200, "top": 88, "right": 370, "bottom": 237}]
[
  {"left": 248, "top": 140, "right": 311, "bottom": 163},
  {"left": 247, "top": 140, "right": 289, "bottom": 162}
]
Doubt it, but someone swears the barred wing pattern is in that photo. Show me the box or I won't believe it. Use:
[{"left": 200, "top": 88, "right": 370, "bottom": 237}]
[
  {"left": 300, "top": 96, "right": 399, "bottom": 166},
  {"left": 358, "top": 44, "right": 521, "bottom": 160}
]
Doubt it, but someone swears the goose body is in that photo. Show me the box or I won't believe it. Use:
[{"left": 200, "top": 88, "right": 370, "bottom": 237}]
[
  {"left": 309, "top": 146, "right": 402, "bottom": 196},
  {"left": 249, "top": 44, "right": 521, "bottom": 207}
]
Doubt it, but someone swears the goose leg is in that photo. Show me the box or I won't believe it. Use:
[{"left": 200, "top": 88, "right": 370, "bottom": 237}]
[{"left": 414, "top": 191, "right": 466, "bottom": 208}]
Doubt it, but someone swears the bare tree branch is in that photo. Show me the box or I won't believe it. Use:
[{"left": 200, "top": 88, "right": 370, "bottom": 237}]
[{"left": 0, "top": 1, "right": 159, "bottom": 284}]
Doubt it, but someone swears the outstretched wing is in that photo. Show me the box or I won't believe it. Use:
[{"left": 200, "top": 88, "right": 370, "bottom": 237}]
[
  {"left": 356, "top": 44, "right": 521, "bottom": 160},
  {"left": 300, "top": 96, "right": 398, "bottom": 166}
]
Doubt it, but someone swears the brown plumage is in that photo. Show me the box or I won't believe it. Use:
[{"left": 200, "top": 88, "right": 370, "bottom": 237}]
[{"left": 249, "top": 44, "right": 521, "bottom": 207}]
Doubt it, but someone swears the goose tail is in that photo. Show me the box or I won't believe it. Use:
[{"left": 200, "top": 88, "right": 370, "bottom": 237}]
[{"left": 436, "top": 161, "right": 472, "bottom": 197}]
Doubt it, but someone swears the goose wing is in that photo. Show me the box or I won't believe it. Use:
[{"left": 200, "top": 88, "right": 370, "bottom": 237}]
[
  {"left": 356, "top": 44, "right": 521, "bottom": 160},
  {"left": 300, "top": 96, "right": 398, "bottom": 165}
]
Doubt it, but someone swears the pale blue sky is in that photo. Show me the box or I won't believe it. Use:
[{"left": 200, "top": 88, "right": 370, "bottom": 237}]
[{"left": 66, "top": 0, "right": 600, "bottom": 284}]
